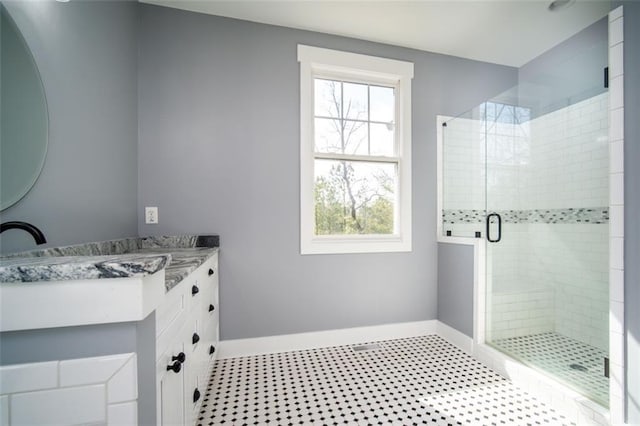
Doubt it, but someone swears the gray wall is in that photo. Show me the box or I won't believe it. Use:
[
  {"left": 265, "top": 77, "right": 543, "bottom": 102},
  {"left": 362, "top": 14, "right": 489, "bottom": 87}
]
[
  {"left": 0, "top": 322, "right": 136, "bottom": 365},
  {"left": 137, "top": 4, "right": 518, "bottom": 340},
  {"left": 0, "top": 1, "right": 138, "bottom": 254},
  {"left": 517, "top": 17, "right": 608, "bottom": 118},
  {"left": 619, "top": 1, "right": 640, "bottom": 422},
  {"left": 437, "top": 243, "right": 474, "bottom": 337}
]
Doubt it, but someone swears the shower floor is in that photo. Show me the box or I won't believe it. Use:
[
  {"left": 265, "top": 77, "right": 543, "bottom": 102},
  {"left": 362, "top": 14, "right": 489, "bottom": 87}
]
[{"left": 492, "top": 332, "right": 609, "bottom": 406}]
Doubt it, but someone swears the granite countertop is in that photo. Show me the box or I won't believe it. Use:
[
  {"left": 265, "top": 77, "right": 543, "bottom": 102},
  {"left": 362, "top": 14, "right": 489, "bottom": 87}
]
[
  {"left": 0, "top": 235, "right": 219, "bottom": 291},
  {"left": 130, "top": 247, "right": 218, "bottom": 291}
]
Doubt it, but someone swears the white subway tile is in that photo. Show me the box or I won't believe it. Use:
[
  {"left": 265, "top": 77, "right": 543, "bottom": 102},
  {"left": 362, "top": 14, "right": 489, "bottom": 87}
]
[
  {"left": 609, "top": 172, "right": 624, "bottom": 206},
  {"left": 10, "top": 385, "right": 106, "bottom": 425},
  {"left": 610, "top": 301, "right": 624, "bottom": 334},
  {"left": 609, "top": 43, "right": 624, "bottom": 78},
  {"left": 610, "top": 331, "right": 625, "bottom": 367},
  {"left": 0, "top": 361, "right": 58, "bottom": 395},
  {"left": 609, "top": 268, "right": 624, "bottom": 302},
  {"left": 609, "top": 139, "right": 624, "bottom": 174},
  {"left": 609, "top": 361, "right": 624, "bottom": 398},
  {"left": 609, "top": 6, "right": 623, "bottom": 22},
  {"left": 107, "top": 355, "right": 137, "bottom": 403},
  {"left": 60, "top": 353, "right": 133, "bottom": 388},
  {"left": 609, "top": 108, "right": 624, "bottom": 141},
  {"left": 610, "top": 237, "right": 624, "bottom": 270},
  {"left": 610, "top": 395, "right": 625, "bottom": 425},
  {"left": 609, "top": 15, "right": 623, "bottom": 46},
  {"left": 609, "top": 75, "right": 624, "bottom": 110},
  {"left": 108, "top": 401, "right": 137, "bottom": 426},
  {"left": 609, "top": 205, "right": 624, "bottom": 237}
]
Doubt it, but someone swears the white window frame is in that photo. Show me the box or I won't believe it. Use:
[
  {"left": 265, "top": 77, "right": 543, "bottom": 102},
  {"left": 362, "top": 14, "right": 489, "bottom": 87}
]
[{"left": 298, "top": 45, "right": 414, "bottom": 255}]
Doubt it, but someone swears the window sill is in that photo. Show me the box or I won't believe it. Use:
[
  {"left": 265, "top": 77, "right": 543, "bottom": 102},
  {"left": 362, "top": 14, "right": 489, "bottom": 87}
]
[{"left": 301, "top": 235, "right": 412, "bottom": 255}]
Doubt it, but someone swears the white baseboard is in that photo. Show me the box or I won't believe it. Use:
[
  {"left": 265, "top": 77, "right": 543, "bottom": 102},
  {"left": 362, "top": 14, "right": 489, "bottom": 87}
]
[
  {"left": 435, "top": 321, "right": 474, "bottom": 355},
  {"left": 218, "top": 320, "right": 437, "bottom": 359}
]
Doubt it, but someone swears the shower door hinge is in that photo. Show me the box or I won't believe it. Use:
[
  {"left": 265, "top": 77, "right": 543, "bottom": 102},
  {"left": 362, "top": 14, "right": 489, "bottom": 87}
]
[
  {"left": 604, "top": 357, "right": 610, "bottom": 378},
  {"left": 604, "top": 67, "right": 609, "bottom": 89}
]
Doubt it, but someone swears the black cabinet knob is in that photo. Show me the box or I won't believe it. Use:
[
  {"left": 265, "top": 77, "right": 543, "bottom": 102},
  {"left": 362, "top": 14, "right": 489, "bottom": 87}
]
[
  {"left": 166, "top": 361, "right": 181, "bottom": 373},
  {"left": 209, "top": 345, "right": 215, "bottom": 355},
  {"left": 208, "top": 268, "right": 214, "bottom": 276},
  {"left": 191, "top": 285, "right": 199, "bottom": 296},
  {"left": 193, "top": 388, "right": 201, "bottom": 403},
  {"left": 192, "top": 333, "right": 200, "bottom": 344},
  {"left": 171, "top": 352, "right": 186, "bottom": 363},
  {"left": 209, "top": 304, "right": 215, "bottom": 312}
]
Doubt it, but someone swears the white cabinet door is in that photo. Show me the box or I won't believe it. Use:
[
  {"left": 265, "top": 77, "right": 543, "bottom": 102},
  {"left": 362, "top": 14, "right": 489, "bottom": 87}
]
[{"left": 159, "top": 341, "right": 186, "bottom": 426}]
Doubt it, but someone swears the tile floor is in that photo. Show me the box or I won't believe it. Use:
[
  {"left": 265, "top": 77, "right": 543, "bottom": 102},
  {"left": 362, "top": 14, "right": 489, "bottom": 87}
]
[
  {"left": 197, "top": 335, "right": 574, "bottom": 425},
  {"left": 493, "top": 332, "right": 609, "bottom": 406}
]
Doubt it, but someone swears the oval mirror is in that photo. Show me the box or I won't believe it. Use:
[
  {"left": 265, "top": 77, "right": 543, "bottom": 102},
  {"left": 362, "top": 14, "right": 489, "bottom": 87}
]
[{"left": 0, "top": 5, "right": 48, "bottom": 211}]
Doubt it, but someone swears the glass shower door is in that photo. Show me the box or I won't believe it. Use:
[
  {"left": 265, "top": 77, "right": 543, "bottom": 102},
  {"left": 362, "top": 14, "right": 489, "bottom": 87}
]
[{"left": 483, "top": 93, "right": 610, "bottom": 406}]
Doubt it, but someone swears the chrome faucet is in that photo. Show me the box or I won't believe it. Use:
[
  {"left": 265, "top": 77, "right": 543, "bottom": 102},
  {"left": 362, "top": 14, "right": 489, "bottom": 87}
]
[{"left": 0, "top": 221, "right": 47, "bottom": 245}]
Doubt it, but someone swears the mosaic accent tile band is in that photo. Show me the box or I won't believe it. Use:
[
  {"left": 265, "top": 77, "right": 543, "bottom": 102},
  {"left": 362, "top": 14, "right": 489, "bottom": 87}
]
[{"left": 443, "top": 207, "right": 609, "bottom": 224}]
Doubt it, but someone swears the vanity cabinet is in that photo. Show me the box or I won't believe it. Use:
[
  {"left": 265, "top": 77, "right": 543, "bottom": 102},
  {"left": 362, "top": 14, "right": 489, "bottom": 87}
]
[
  {"left": 156, "top": 253, "right": 219, "bottom": 426},
  {"left": 0, "top": 235, "right": 220, "bottom": 426}
]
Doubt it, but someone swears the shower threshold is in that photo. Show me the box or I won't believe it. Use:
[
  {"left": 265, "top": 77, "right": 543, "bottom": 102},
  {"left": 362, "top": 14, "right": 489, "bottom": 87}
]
[{"left": 490, "top": 332, "right": 609, "bottom": 407}]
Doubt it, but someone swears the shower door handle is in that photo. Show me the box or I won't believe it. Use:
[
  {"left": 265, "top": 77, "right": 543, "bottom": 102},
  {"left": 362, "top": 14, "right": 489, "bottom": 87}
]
[{"left": 486, "top": 213, "right": 502, "bottom": 243}]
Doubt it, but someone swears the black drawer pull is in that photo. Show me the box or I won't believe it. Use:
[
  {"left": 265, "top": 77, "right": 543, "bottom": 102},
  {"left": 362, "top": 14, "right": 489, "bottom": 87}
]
[
  {"left": 171, "top": 352, "right": 186, "bottom": 363},
  {"left": 192, "top": 333, "right": 200, "bottom": 344},
  {"left": 191, "top": 285, "right": 199, "bottom": 296},
  {"left": 193, "top": 388, "right": 201, "bottom": 403},
  {"left": 209, "top": 345, "right": 215, "bottom": 355},
  {"left": 166, "top": 361, "right": 181, "bottom": 373},
  {"left": 208, "top": 268, "right": 214, "bottom": 276},
  {"left": 209, "top": 304, "right": 215, "bottom": 312}
]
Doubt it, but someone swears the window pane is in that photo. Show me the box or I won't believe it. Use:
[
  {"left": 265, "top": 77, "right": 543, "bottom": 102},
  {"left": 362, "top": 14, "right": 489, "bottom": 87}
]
[
  {"left": 314, "top": 79, "right": 341, "bottom": 118},
  {"left": 315, "top": 119, "right": 368, "bottom": 155},
  {"left": 370, "top": 122, "right": 394, "bottom": 156},
  {"left": 370, "top": 85, "right": 394, "bottom": 123},
  {"left": 342, "top": 119, "right": 368, "bottom": 155},
  {"left": 314, "top": 159, "right": 396, "bottom": 235},
  {"left": 342, "top": 82, "right": 368, "bottom": 121},
  {"left": 314, "top": 118, "right": 342, "bottom": 153}
]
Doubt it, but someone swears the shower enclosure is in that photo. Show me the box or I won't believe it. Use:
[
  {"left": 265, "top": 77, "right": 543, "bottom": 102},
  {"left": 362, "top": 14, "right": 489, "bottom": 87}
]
[{"left": 441, "top": 37, "right": 609, "bottom": 405}]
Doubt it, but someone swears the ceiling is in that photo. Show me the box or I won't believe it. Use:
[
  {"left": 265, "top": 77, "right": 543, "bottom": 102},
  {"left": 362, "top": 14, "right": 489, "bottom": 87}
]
[{"left": 140, "top": 0, "right": 610, "bottom": 67}]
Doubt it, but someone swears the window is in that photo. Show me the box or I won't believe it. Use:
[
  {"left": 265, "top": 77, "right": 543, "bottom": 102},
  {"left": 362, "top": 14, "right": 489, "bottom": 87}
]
[
  {"left": 480, "top": 102, "right": 531, "bottom": 166},
  {"left": 298, "top": 45, "right": 413, "bottom": 254}
]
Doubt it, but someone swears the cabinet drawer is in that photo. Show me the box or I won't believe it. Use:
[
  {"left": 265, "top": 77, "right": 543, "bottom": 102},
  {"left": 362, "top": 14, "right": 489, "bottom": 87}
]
[
  {"left": 156, "top": 291, "right": 186, "bottom": 339},
  {"left": 186, "top": 257, "right": 216, "bottom": 312},
  {"left": 156, "top": 292, "right": 188, "bottom": 359}
]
